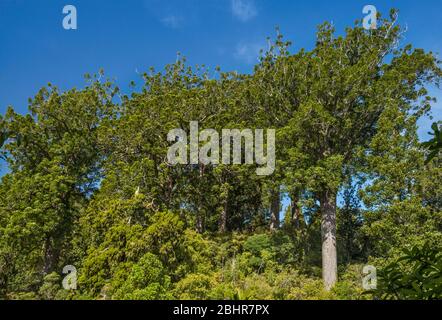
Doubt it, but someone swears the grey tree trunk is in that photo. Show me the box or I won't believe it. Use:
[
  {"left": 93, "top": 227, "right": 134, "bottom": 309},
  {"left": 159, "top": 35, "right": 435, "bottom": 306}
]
[
  {"left": 219, "top": 195, "right": 228, "bottom": 233},
  {"left": 290, "top": 192, "right": 302, "bottom": 229},
  {"left": 320, "top": 190, "right": 337, "bottom": 291},
  {"left": 196, "top": 211, "right": 204, "bottom": 233},
  {"left": 196, "top": 165, "right": 205, "bottom": 233},
  {"left": 43, "top": 236, "right": 56, "bottom": 275},
  {"left": 269, "top": 190, "right": 280, "bottom": 231}
]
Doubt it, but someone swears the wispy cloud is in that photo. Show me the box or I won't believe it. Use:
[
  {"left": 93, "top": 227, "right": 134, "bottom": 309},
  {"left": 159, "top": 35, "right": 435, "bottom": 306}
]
[
  {"left": 143, "top": 1, "right": 186, "bottom": 29},
  {"left": 231, "top": 0, "right": 257, "bottom": 22},
  {"left": 234, "top": 42, "right": 263, "bottom": 64},
  {"left": 161, "top": 14, "right": 183, "bottom": 29}
]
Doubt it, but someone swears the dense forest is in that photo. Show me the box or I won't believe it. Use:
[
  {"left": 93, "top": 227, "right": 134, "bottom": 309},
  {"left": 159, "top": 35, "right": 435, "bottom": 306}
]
[{"left": 0, "top": 10, "right": 441, "bottom": 300}]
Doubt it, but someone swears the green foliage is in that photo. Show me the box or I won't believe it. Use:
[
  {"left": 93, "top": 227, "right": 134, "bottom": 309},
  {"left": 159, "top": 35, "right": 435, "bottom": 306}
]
[
  {"left": 173, "top": 273, "right": 214, "bottom": 300},
  {"left": 0, "top": 9, "right": 441, "bottom": 300},
  {"left": 422, "top": 122, "right": 442, "bottom": 163},
  {"left": 112, "top": 253, "right": 172, "bottom": 300},
  {"left": 375, "top": 243, "right": 442, "bottom": 299},
  {"left": 243, "top": 234, "right": 272, "bottom": 255},
  {"left": 0, "top": 115, "right": 7, "bottom": 152},
  {"left": 38, "top": 272, "right": 69, "bottom": 300}
]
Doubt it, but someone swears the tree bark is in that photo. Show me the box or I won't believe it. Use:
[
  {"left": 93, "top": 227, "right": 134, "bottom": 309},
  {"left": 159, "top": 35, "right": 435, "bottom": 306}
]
[
  {"left": 290, "top": 192, "right": 302, "bottom": 229},
  {"left": 218, "top": 175, "right": 229, "bottom": 233},
  {"left": 320, "top": 189, "right": 337, "bottom": 291},
  {"left": 196, "top": 164, "right": 205, "bottom": 233},
  {"left": 219, "top": 194, "right": 228, "bottom": 233},
  {"left": 269, "top": 189, "right": 280, "bottom": 231},
  {"left": 196, "top": 214, "right": 204, "bottom": 234},
  {"left": 43, "top": 236, "right": 55, "bottom": 275}
]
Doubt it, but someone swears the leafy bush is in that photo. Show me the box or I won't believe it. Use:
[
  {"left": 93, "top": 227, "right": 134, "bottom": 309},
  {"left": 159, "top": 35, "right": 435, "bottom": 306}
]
[
  {"left": 112, "top": 253, "right": 172, "bottom": 300},
  {"left": 375, "top": 243, "right": 442, "bottom": 299}
]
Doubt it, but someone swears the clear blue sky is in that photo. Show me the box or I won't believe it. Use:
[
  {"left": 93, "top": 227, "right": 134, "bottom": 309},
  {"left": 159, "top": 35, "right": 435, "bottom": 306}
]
[{"left": 0, "top": 0, "right": 441, "bottom": 176}]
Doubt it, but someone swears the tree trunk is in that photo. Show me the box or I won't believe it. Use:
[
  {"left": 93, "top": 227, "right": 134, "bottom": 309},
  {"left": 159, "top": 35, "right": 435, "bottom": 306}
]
[
  {"left": 43, "top": 236, "right": 55, "bottom": 275},
  {"left": 320, "top": 189, "right": 337, "bottom": 291},
  {"left": 290, "top": 192, "right": 302, "bottom": 229},
  {"left": 269, "top": 189, "right": 280, "bottom": 231},
  {"left": 196, "top": 214, "right": 204, "bottom": 234},
  {"left": 196, "top": 164, "right": 205, "bottom": 233},
  {"left": 219, "top": 193, "right": 228, "bottom": 233}
]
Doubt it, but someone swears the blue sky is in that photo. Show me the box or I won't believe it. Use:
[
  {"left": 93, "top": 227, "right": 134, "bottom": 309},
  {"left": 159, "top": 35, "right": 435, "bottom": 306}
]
[{"left": 0, "top": 0, "right": 441, "bottom": 178}]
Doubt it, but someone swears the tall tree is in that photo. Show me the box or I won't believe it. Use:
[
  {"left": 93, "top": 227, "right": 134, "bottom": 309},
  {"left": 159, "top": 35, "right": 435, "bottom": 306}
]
[
  {"left": 0, "top": 77, "right": 116, "bottom": 294},
  {"left": 249, "top": 10, "right": 441, "bottom": 289}
]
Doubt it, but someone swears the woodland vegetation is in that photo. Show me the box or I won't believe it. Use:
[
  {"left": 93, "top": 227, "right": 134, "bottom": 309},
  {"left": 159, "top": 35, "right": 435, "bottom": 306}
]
[{"left": 0, "top": 10, "right": 441, "bottom": 300}]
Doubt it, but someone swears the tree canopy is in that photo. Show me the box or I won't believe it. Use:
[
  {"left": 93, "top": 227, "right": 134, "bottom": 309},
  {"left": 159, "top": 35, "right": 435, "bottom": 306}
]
[{"left": 0, "top": 10, "right": 441, "bottom": 300}]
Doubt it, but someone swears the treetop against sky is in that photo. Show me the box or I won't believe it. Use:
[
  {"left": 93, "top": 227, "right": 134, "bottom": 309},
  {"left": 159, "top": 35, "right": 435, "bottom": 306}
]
[
  {"left": 0, "top": 1, "right": 441, "bottom": 300},
  {"left": 0, "top": 1, "right": 440, "bottom": 140}
]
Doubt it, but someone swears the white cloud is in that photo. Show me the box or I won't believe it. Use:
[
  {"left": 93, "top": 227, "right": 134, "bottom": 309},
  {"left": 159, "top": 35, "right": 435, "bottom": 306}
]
[
  {"left": 234, "top": 42, "right": 263, "bottom": 64},
  {"left": 231, "top": 0, "right": 257, "bottom": 22},
  {"left": 161, "top": 15, "right": 183, "bottom": 29}
]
